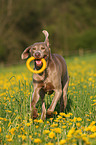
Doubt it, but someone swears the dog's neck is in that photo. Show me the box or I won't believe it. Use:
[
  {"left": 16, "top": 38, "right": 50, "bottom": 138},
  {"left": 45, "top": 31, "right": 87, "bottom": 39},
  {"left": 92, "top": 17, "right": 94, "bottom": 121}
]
[{"left": 33, "top": 68, "right": 48, "bottom": 83}]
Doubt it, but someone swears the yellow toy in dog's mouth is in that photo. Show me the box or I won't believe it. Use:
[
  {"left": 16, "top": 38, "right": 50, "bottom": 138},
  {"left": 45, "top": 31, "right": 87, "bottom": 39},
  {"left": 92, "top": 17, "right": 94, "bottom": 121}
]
[{"left": 26, "top": 56, "right": 47, "bottom": 73}]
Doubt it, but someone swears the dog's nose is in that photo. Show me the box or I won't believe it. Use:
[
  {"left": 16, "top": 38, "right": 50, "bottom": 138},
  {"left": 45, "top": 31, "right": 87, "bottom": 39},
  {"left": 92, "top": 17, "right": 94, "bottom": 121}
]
[{"left": 35, "top": 52, "right": 41, "bottom": 58}]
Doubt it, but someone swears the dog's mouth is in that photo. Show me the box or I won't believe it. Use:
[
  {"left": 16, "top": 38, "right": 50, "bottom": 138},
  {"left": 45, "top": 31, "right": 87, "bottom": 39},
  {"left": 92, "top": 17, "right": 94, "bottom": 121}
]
[
  {"left": 35, "top": 59, "right": 42, "bottom": 67},
  {"left": 35, "top": 55, "right": 47, "bottom": 67}
]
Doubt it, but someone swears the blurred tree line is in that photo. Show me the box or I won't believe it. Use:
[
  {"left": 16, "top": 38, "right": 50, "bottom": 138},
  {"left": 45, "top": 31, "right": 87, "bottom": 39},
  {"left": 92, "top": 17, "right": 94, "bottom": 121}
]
[{"left": 0, "top": 0, "right": 96, "bottom": 64}]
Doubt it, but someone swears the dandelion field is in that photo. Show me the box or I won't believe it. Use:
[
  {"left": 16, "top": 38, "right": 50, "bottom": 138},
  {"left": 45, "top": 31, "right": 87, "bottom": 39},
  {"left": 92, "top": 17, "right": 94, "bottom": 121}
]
[{"left": 0, "top": 54, "right": 96, "bottom": 145}]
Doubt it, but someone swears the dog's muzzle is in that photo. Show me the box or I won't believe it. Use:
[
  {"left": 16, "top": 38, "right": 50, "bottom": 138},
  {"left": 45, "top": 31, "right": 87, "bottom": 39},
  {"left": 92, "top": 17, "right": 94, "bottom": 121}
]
[{"left": 35, "top": 52, "right": 41, "bottom": 58}]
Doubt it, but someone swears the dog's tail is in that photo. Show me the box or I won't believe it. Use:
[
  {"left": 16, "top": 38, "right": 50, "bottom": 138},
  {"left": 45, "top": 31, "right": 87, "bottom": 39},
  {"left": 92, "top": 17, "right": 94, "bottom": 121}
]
[{"left": 42, "top": 30, "right": 49, "bottom": 47}]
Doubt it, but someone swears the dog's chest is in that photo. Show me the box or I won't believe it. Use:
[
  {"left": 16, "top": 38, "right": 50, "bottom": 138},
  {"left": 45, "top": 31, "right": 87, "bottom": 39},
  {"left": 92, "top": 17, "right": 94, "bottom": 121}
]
[{"left": 43, "top": 82, "right": 54, "bottom": 94}]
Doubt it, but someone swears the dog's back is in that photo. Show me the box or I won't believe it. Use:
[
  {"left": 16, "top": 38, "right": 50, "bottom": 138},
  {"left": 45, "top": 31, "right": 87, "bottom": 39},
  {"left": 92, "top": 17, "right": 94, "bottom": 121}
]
[{"left": 51, "top": 54, "right": 68, "bottom": 84}]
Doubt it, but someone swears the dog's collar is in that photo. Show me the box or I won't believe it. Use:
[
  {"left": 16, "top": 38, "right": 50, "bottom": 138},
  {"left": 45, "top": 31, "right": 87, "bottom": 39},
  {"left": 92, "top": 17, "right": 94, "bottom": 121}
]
[{"left": 33, "top": 79, "right": 44, "bottom": 83}]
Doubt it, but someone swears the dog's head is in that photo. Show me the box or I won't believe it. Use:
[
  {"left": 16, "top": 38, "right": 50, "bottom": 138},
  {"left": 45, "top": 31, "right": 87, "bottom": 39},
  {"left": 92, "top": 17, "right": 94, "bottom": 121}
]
[{"left": 21, "top": 30, "right": 51, "bottom": 67}]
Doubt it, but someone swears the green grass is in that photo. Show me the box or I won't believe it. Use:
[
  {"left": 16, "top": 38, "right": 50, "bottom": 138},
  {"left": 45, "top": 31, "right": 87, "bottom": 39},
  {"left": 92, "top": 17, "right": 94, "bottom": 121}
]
[{"left": 0, "top": 53, "right": 96, "bottom": 145}]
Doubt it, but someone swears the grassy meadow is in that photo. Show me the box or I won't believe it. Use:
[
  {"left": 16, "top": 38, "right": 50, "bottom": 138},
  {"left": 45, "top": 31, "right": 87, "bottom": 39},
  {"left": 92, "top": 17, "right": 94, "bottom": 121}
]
[{"left": 0, "top": 54, "right": 96, "bottom": 145}]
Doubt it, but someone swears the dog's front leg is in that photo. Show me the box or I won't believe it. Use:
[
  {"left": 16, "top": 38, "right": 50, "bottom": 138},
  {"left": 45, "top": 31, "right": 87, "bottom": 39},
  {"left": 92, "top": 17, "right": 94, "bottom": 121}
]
[
  {"left": 41, "top": 102, "right": 46, "bottom": 120},
  {"left": 47, "top": 89, "right": 62, "bottom": 117},
  {"left": 39, "top": 89, "right": 46, "bottom": 120},
  {"left": 31, "top": 88, "right": 40, "bottom": 119}
]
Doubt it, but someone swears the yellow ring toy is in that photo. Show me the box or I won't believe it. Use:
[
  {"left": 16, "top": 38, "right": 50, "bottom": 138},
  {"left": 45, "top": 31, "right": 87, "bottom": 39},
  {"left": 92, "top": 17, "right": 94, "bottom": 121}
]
[{"left": 26, "top": 56, "right": 47, "bottom": 74}]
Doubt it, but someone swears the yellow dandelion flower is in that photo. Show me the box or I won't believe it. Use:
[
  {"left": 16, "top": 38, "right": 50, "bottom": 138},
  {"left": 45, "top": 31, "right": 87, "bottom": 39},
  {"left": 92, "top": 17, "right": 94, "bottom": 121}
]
[
  {"left": 38, "top": 119, "right": 43, "bottom": 123},
  {"left": 51, "top": 123, "right": 58, "bottom": 127},
  {"left": 29, "top": 135, "right": 33, "bottom": 140},
  {"left": 85, "top": 126, "right": 91, "bottom": 131},
  {"left": 54, "top": 128, "right": 61, "bottom": 134},
  {"left": 18, "top": 116, "right": 21, "bottom": 120},
  {"left": 77, "top": 117, "right": 82, "bottom": 121},
  {"left": 26, "top": 123, "right": 31, "bottom": 127},
  {"left": 9, "top": 128, "right": 15, "bottom": 134},
  {"left": 75, "top": 129, "right": 82, "bottom": 136},
  {"left": 13, "top": 113, "right": 16, "bottom": 116},
  {"left": 82, "top": 136, "right": 90, "bottom": 144},
  {"left": 18, "top": 135, "right": 22, "bottom": 138},
  {"left": 50, "top": 118, "right": 53, "bottom": 121},
  {"left": 83, "top": 85, "right": 87, "bottom": 88},
  {"left": 38, "top": 133, "right": 41, "bottom": 137},
  {"left": 49, "top": 131, "right": 55, "bottom": 138},
  {"left": 6, "top": 138, "right": 12, "bottom": 142},
  {"left": 76, "top": 123, "right": 81, "bottom": 127},
  {"left": 35, "top": 125, "right": 39, "bottom": 128},
  {"left": 88, "top": 77, "right": 92, "bottom": 81},
  {"left": 86, "top": 114, "right": 89, "bottom": 117},
  {"left": 67, "top": 127, "right": 75, "bottom": 138},
  {"left": 62, "top": 126, "right": 66, "bottom": 129},
  {"left": 69, "top": 113, "right": 73, "bottom": 116},
  {"left": 48, "top": 142, "right": 54, "bottom": 145},
  {"left": 43, "top": 130, "right": 50, "bottom": 134},
  {"left": 54, "top": 119, "right": 59, "bottom": 122},
  {"left": 21, "top": 127, "right": 24, "bottom": 131},
  {"left": 57, "top": 115, "right": 62, "bottom": 119},
  {"left": 34, "top": 119, "right": 38, "bottom": 123},
  {"left": 47, "top": 121, "right": 50, "bottom": 124},
  {"left": 59, "top": 112, "right": 66, "bottom": 116},
  {"left": 0, "top": 117, "right": 3, "bottom": 120},
  {"left": 59, "top": 139, "right": 66, "bottom": 145},
  {"left": 6, "top": 135, "right": 11, "bottom": 139},
  {"left": 29, "top": 118, "right": 33, "bottom": 123},
  {"left": 93, "top": 100, "right": 96, "bottom": 102},
  {"left": 6, "top": 135, "right": 12, "bottom": 142},
  {"left": 92, "top": 103, "right": 96, "bottom": 106},
  {"left": 86, "top": 119, "right": 90, "bottom": 122},
  {"left": 90, "top": 121, "right": 95, "bottom": 126},
  {"left": 34, "top": 138, "right": 42, "bottom": 143},
  {"left": 35, "top": 132, "right": 37, "bottom": 135},
  {"left": 69, "top": 123, "right": 72, "bottom": 126},
  {"left": 89, "top": 133, "right": 96, "bottom": 138},
  {"left": 64, "top": 113, "right": 70, "bottom": 118},
  {"left": 72, "top": 139, "right": 76, "bottom": 143},
  {"left": 91, "top": 125, "right": 96, "bottom": 132},
  {"left": 71, "top": 117, "right": 77, "bottom": 122},
  {"left": 90, "top": 96, "right": 93, "bottom": 99},
  {"left": 21, "top": 135, "right": 26, "bottom": 141},
  {"left": 46, "top": 142, "right": 54, "bottom": 145},
  {"left": 0, "top": 127, "right": 1, "bottom": 133}
]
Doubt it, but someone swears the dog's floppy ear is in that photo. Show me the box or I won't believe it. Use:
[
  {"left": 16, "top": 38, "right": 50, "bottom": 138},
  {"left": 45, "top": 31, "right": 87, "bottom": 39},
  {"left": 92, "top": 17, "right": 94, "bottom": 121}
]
[
  {"left": 42, "top": 30, "right": 49, "bottom": 47},
  {"left": 49, "top": 48, "right": 52, "bottom": 60},
  {"left": 21, "top": 46, "right": 32, "bottom": 59}
]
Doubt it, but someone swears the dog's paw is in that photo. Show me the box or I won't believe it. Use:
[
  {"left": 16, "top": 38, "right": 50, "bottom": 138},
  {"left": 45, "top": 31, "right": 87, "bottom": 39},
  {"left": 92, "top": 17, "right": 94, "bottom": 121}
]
[
  {"left": 46, "top": 110, "right": 53, "bottom": 118},
  {"left": 31, "top": 108, "right": 38, "bottom": 119}
]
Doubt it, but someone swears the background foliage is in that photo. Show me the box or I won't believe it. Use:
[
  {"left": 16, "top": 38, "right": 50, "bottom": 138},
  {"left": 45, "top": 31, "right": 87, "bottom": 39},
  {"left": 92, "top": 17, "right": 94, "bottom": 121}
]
[{"left": 0, "top": 0, "right": 96, "bottom": 64}]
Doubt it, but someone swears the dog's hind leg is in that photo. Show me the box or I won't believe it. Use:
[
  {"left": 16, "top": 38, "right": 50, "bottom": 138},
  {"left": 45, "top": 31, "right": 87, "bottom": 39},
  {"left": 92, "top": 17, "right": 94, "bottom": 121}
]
[
  {"left": 60, "top": 94, "right": 64, "bottom": 112},
  {"left": 63, "top": 76, "right": 69, "bottom": 110}
]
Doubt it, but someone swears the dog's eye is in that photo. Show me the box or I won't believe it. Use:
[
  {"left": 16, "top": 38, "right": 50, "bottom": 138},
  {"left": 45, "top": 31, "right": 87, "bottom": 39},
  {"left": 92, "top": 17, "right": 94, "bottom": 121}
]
[
  {"left": 41, "top": 47, "right": 45, "bottom": 50},
  {"left": 33, "top": 47, "right": 36, "bottom": 51}
]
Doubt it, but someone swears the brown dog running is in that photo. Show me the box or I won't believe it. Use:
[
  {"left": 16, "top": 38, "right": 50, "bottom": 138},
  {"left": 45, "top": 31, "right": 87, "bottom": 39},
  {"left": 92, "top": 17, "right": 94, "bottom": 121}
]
[{"left": 21, "top": 30, "right": 69, "bottom": 120}]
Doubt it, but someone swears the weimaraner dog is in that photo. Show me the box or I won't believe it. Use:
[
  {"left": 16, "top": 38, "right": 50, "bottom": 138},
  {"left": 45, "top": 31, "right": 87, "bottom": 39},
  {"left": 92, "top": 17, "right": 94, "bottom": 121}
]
[{"left": 21, "top": 30, "right": 69, "bottom": 120}]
